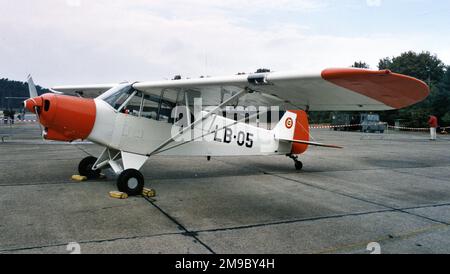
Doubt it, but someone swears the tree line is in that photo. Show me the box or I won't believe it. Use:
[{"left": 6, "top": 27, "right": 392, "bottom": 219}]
[{"left": 0, "top": 78, "right": 49, "bottom": 110}]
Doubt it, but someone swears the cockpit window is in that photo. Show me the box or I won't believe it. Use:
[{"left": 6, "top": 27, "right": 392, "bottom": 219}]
[
  {"left": 140, "top": 94, "right": 176, "bottom": 122},
  {"left": 101, "top": 84, "right": 135, "bottom": 110},
  {"left": 99, "top": 83, "right": 176, "bottom": 123}
]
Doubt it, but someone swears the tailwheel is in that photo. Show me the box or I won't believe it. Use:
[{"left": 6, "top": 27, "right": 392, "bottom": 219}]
[
  {"left": 117, "top": 169, "right": 144, "bottom": 196},
  {"left": 78, "top": 156, "right": 101, "bottom": 179},
  {"left": 288, "top": 154, "right": 303, "bottom": 171},
  {"left": 294, "top": 160, "right": 303, "bottom": 171}
]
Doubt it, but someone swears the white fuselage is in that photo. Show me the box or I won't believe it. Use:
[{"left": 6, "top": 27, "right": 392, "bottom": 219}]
[{"left": 87, "top": 99, "right": 293, "bottom": 157}]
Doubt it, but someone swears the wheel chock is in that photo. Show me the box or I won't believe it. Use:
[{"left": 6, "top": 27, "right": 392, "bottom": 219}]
[
  {"left": 142, "top": 188, "right": 156, "bottom": 198},
  {"left": 109, "top": 191, "right": 129, "bottom": 199},
  {"left": 71, "top": 175, "right": 88, "bottom": 182}
]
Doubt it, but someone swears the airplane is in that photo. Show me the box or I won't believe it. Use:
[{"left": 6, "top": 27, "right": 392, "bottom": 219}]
[{"left": 24, "top": 68, "right": 429, "bottom": 195}]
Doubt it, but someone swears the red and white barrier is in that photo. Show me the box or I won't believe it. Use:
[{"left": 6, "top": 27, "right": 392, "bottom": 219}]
[
  {"left": 387, "top": 125, "right": 428, "bottom": 131},
  {"left": 309, "top": 123, "right": 450, "bottom": 132},
  {"left": 309, "top": 124, "right": 363, "bottom": 129},
  {"left": 16, "top": 120, "right": 37, "bottom": 123},
  {"left": 1, "top": 120, "right": 37, "bottom": 124}
]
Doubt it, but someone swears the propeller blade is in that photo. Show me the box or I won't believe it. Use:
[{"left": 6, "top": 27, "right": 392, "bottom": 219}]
[
  {"left": 27, "top": 75, "right": 39, "bottom": 98},
  {"left": 34, "top": 106, "right": 45, "bottom": 140}
]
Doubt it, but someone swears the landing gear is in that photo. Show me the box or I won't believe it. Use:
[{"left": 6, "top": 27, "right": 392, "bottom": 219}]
[
  {"left": 78, "top": 156, "right": 101, "bottom": 179},
  {"left": 80, "top": 148, "right": 148, "bottom": 196},
  {"left": 294, "top": 160, "right": 303, "bottom": 171},
  {"left": 288, "top": 154, "right": 303, "bottom": 171},
  {"left": 117, "top": 169, "right": 144, "bottom": 196}
]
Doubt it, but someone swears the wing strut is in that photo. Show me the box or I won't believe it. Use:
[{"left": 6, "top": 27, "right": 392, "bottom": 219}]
[
  {"left": 152, "top": 106, "right": 269, "bottom": 155},
  {"left": 148, "top": 88, "right": 249, "bottom": 156}
]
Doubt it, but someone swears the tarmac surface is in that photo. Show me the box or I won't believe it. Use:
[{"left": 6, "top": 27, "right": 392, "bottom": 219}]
[{"left": 1, "top": 122, "right": 450, "bottom": 254}]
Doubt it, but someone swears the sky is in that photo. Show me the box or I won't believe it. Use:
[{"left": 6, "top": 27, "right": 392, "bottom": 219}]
[{"left": 0, "top": 0, "right": 449, "bottom": 87}]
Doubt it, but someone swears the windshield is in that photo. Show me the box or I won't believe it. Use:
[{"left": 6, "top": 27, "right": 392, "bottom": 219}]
[{"left": 100, "top": 84, "right": 135, "bottom": 110}]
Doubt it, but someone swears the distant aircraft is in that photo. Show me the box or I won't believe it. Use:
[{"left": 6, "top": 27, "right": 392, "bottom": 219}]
[{"left": 24, "top": 68, "right": 429, "bottom": 195}]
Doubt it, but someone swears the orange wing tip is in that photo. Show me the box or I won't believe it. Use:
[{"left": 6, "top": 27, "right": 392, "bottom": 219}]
[
  {"left": 321, "top": 68, "right": 430, "bottom": 109},
  {"left": 321, "top": 68, "right": 393, "bottom": 79}
]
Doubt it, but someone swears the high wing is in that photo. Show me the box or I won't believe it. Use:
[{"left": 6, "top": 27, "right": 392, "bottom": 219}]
[
  {"left": 51, "top": 83, "right": 119, "bottom": 98},
  {"left": 132, "top": 68, "right": 429, "bottom": 111},
  {"left": 51, "top": 68, "right": 429, "bottom": 110}
]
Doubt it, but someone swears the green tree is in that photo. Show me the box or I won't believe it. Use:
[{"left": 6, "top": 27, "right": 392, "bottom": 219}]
[
  {"left": 377, "top": 51, "right": 447, "bottom": 127},
  {"left": 442, "top": 113, "right": 450, "bottom": 125},
  {"left": 351, "top": 61, "right": 370, "bottom": 69},
  {"left": 378, "top": 51, "right": 445, "bottom": 86},
  {"left": 434, "top": 67, "right": 450, "bottom": 125},
  {"left": 0, "top": 78, "right": 49, "bottom": 110},
  {"left": 378, "top": 58, "right": 392, "bottom": 71}
]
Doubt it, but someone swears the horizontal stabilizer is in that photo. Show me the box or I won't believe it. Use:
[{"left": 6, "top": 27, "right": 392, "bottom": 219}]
[{"left": 281, "top": 139, "right": 343, "bottom": 149}]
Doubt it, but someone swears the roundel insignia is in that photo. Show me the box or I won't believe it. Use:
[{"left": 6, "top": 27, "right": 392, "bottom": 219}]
[{"left": 285, "top": 117, "right": 293, "bottom": 129}]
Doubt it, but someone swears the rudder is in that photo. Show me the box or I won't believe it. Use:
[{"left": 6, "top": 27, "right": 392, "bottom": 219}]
[
  {"left": 272, "top": 110, "right": 310, "bottom": 155},
  {"left": 289, "top": 110, "right": 309, "bottom": 155}
]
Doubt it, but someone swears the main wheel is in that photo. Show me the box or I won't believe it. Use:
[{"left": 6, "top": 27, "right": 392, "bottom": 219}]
[
  {"left": 117, "top": 169, "right": 144, "bottom": 196},
  {"left": 78, "top": 156, "right": 101, "bottom": 179},
  {"left": 295, "top": 160, "right": 303, "bottom": 171}
]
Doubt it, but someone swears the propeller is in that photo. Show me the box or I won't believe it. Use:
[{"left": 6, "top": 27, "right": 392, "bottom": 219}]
[
  {"left": 26, "top": 75, "right": 47, "bottom": 141},
  {"left": 33, "top": 105, "right": 46, "bottom": 140}
]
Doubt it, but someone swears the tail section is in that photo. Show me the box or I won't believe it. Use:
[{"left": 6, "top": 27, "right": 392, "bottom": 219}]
[
  {"left": 273, "top": 110, "right": 343, "bottom": 152},
  {"left": 273, "top": 110, "right": 310, "bottom": 155},
  {"left": 289, "top": 110, "right": 310, "bottom": 154}
]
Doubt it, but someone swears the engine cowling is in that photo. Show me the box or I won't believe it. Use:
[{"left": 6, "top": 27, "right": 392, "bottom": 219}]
[{"left": 24, "top": 93, "right": 96, "bottom": 142}]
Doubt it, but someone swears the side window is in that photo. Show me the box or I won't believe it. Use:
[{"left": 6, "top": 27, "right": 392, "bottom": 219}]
[
  {"left": 159, "top": 101, "right": 175, "bottom": 123},
  {"left": 171, "top": 91, "right": 192, "bottom": 127},
  {"left": 141, "top": 94, "right": 160, "bottom": 120},
  {"left": 139, "top": 93, "right": 176, "bottom": 123},
  {"left": 123, "top": 91, "right": 143, "bottom": 117},
  {"left": 115, "top": 90, "right": 176, "bottom": 123}
]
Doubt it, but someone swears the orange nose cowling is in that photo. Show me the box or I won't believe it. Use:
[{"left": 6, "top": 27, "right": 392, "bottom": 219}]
[
  {"left": 25, "top": 94, "right": 96, "bottom": 142},
  {"left": 25, "top": 97, "right": 43, "bottom": 112}
]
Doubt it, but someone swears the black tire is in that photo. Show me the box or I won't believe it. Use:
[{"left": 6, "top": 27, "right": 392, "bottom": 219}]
[
  {"left": 78, "top": 156, "right": 101, "bottom": 179},
  {"left": 117, "top": 169, "right": 144, "bottom": 196},
  {"left": 295, "top": 160, "right": 303, "bottom": 171}
]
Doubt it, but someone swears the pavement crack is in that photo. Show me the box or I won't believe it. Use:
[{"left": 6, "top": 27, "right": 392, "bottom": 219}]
[
  {"left": 0, "top": 181, "right": 76, "bottom": 187},
  {"left": 215, "top": 157, "right": 450, "bottom": 226},
  {"left": 391, "top": 168, "right": 450, "bottom": 183},
  {"left": 315, "top": 222, "right": 450, "bottom": 254},
  {"left": 143, "top": 197, "right": 216, "bottom": 254},
  {"left": 194, "top": 209, "right": 395, "bottom": 234},
  {"left": 194, "top": 202, "right": 450, "bottom": 234},
  {"left": 270, "top": 173, "right": 450, "bottom": 226},
  {"left": 0, "top": 232, "right": 182, "bottom": 253}
]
